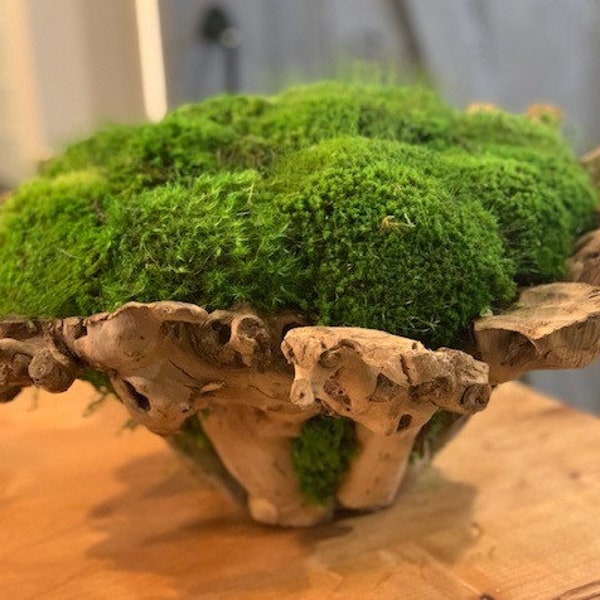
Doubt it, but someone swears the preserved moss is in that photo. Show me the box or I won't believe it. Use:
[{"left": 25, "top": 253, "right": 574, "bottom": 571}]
[{"left": 2, "top": 81, "right": 595, "bottom": 342}]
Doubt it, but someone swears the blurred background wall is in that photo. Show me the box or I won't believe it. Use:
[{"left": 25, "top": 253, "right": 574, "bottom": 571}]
[
  {"left": 0, "top": 0, "right": 146, "bottom": 187},
  {"left": 1, "top": 0, "right": 599, "bottom": 411}
]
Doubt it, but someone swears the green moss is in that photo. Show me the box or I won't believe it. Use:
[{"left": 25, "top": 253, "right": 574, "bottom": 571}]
[
  {"left": 292, "top": 416, "right": 357, "bottom": 505},
  {"left": 168, "top": 414, "right": 218, "bottom": 469},
  {"left": 78, "top": 368, "right": 114, "bottom": 397},
  {"left": 1, "top": 81, "right": 597, "bottom": 505},
  {"left": 0, "top": 170, "right": 115, "bottom": 317},
  {"left": 444, "top": 150, "right": 597, "bottom": 284},
  {"left": 453, "top": 109, "right": 573, "bottom": 157},
  {"left": 271, "top": 137, "right": 516, "bottom": 346},
  {"left": 41, "top": 124, "right": 143, "bottom": 177},
  {"left": 240, "top": 82, "right": 457, "bottom": 165},
  {"left": 100, "top": 170, "right": 305, "bottom": 312}
]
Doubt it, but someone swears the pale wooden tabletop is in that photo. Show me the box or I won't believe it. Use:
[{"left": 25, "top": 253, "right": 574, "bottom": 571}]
[{"left": 1, "top": 380, "right": 599, "bottom": 599}]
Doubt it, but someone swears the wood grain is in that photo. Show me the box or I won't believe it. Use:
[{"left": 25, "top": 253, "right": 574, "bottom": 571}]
[{"left": 1, "top": 381, "right": 599, "bottom": 599}]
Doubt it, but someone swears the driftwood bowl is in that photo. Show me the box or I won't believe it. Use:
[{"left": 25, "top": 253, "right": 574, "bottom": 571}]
[
  {"left": 2, "top": 105, "right": 600, "bottom": 526},
  {"left": 2, "top": 218, "right": 600, "bottom": 527}
]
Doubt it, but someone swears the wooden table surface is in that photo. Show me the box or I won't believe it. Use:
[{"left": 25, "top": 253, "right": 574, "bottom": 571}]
[{"left": 1, "top": 381, "right": 599, "bottom": 599}]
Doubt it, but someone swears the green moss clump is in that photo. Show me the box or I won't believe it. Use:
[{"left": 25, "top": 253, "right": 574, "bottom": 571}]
[
  {"left": 271, "top": 137, "right": 515, "bottom": 346},
  {"left": 444, "top": 150, "right": 597, "bottom": 284},
  {"left": 410, "top": 409, "right": 466, "bottom": 464},
  {"left": 100, "top": 170, "right": 304, "bottom": 312},
  {"left": 291, "top": 416, "right": 357, "bottom": 505},
  {"left": 0, "top": 170, "right": 115, "bottom": 317},
  {"left": 4, "top": 80, "right": 593, "bottom": 340},
  {"left": 453, "top": 109, "right": 573, "bottom": 157},
  {"left": 1, "top": 81, "right": 598, "bottom": 505},
  {"left": 79, "top": 368, "right": 114, "bottom": 397},
  {"left": 41, "top": 124, "right": 143, "bottom": 177}
]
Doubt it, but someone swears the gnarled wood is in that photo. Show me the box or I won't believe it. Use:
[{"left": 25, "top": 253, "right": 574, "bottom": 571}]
[
  {"left": 474, "top": 282, "right": 600, "bottom": 384},
  {"left": 581, "top": 145, "right": 600, "bottom": 189},
  {"left": 566, "top": 226, "right": 600, "bottom": 286},
  {"left": 0, "top": 303, "right": 492, "bottom": 526},
  {"left": 282, "top": 327, "right": 490, "bottom": 511},
  {"left": 6, "top": 276, "right": 600, "bottom": 525},
  {"left": 282, "top": 327, "right": 490, "bottom": 435},
  {"left": 0, "top": 318, "right": 79, "bottom": 401}
]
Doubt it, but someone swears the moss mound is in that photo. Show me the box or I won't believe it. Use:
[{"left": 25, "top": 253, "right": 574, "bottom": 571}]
[
  {"left": 271, "top": 137, "right": 514, "bottom": 345},
  {"left": 1, "top": 81, "right": 596, "bottom": 348},
  {"left": 1, "top": 81, "right": 597, "bottom": 505}
]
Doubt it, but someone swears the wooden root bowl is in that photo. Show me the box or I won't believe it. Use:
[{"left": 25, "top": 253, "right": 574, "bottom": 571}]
[{"left": 3, "top": 222, "right": 600, "bottom": 527}]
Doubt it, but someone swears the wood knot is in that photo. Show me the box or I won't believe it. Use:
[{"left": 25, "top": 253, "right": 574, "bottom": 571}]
[
  {"left": 28, "top": 349, "right": 76, "bottom": 393},
  {"left": 318, "top": 350, "right": 341, "bottom": 369},
  {"left": 460, "top": 384, "right": 491, "bottom": 413}
]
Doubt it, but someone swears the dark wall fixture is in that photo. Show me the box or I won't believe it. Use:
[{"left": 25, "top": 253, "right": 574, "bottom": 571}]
[{"left": 199, "top": 5, "right": 242, "bottom": 93}]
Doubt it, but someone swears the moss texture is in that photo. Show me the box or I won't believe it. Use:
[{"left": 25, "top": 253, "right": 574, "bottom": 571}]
[
  {"left": 291, "top": 415, "right": 357, "bottom": 505},
  {"left": 1, "top": 81, "right": 596, "bottom": 348},
  {"left": 1, "top": 81, "right": 597, "bottom": 505}
]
